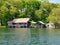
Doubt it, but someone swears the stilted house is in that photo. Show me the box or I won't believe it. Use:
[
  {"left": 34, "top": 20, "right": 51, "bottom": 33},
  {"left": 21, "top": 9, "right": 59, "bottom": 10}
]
[
  {"left": 8, "top": 18, "right": 30, "bottom": 28},
  {"left": 36, "top": 21, "right": 46, "bottom": 28}
]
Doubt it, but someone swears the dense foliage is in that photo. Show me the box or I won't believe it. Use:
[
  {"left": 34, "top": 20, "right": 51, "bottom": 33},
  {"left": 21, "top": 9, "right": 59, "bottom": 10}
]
[
  {"left": 47, "top": 8, "right": 60, "bottom": 24},
  {"left": 0, "top": 0, "right": 60, "bottom": 26}
]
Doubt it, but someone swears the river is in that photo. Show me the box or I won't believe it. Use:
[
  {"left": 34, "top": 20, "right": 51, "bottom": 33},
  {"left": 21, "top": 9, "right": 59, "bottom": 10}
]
[{"left": 0, "top": 28, "right": 60, "bottom": 45}]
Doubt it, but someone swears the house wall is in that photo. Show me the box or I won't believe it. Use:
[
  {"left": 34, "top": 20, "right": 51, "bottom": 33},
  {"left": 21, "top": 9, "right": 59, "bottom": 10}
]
[
  {"left": 8, "top": 23, "right": 13, "bottom": 26},
  {"left": 8, "top": 23, "right": 29, "bottom": 28}
]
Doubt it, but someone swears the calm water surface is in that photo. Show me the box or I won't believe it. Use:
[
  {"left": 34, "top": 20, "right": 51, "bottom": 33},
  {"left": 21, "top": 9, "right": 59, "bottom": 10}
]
[{"left": 0, "top": 28, "right": 60, "bottom": 45}]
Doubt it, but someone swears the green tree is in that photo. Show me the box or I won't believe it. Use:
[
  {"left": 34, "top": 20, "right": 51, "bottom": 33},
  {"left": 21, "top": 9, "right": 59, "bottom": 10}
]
[
  {"left": 35, "top": 2, "right": 58, "bottom": 22},
  {"left": 0, "top": 5, "right": 8, "bottom": 25},
  {"left": 47, "top": 8, "right": 60, "bottom": 24}
]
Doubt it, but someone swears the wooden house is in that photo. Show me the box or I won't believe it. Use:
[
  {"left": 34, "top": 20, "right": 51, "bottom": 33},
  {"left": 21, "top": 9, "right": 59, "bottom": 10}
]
[{"left": 8, "top": 18, "right": 30, "bottom": 28}]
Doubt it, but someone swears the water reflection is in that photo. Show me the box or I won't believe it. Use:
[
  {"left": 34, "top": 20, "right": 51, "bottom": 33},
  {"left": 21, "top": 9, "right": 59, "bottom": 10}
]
[
  {"left": 0, "top": 28, "right": 60, "bottom": 45},
  {"left": 39, "top": 29, "right": 49, "bottom": 45},
  {"left": 30, "top": 28, "right": 40, "bottom": 45}
]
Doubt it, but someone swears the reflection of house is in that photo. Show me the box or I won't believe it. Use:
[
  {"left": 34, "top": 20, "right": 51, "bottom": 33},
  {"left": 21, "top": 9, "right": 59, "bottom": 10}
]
[
  {"left": 46, "top": 23, "right": 55, "bottom": 28},
  {"left": 36, "top": 21, "right": 46, "bottom": 28},
  {"left": 8, "top": 18, "right": 30, "bottom": 28}
]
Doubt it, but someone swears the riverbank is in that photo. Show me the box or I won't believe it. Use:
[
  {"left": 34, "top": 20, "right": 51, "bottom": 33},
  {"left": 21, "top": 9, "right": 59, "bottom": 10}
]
[{"left": 0, "top": 26, "right": 6, "bottom": 28}]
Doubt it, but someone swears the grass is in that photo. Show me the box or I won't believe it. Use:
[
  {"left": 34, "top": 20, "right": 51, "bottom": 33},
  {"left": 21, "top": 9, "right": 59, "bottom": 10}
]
[{"left": 0, "top": 26, "right": 6, "bottom": 28}]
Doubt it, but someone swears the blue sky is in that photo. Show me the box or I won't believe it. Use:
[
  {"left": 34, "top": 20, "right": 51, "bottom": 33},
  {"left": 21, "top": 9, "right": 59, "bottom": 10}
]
[{"left": 49, "top": 0, "right": 60, "bottom": 3}]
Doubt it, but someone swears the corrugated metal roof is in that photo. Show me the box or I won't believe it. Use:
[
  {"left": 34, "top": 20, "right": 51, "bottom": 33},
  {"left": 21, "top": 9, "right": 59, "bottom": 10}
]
[{"left": 13, "top": 18, "right": 30, "bottom": 23}]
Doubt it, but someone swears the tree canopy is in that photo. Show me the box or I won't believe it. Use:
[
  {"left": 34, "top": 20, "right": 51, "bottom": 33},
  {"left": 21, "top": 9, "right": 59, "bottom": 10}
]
[
  {"left": 0, "top": 0, "right": 60, "bottom": 26},
  {"left": 47, "top": 8, "right": 60, "bottom": 24}
]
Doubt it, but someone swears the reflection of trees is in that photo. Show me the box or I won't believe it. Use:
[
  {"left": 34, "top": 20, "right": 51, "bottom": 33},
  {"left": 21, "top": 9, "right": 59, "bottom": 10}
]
[
  {"left": 4, "top": 28, "right": 16, "bottom": 45},
  {"left": 30, "top": 28, "right": 40, "bottom": 45},
  {"left": 0, "top": 28, "right": 15, "bottom": 45},
  {"left": 2, "top": 28, "right": 29, "bottom": 45},
  {"left": 39, "top": 29, "right": 48, "bottom": 45},
  {"left": 0, "top": 28, "right": 52, "bottom": 45}
]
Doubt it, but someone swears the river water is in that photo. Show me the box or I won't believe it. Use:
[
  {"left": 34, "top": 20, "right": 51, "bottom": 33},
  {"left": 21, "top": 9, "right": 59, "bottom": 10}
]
[{"left": 0, "top": 28, "right": 60, "bottom": 45}]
